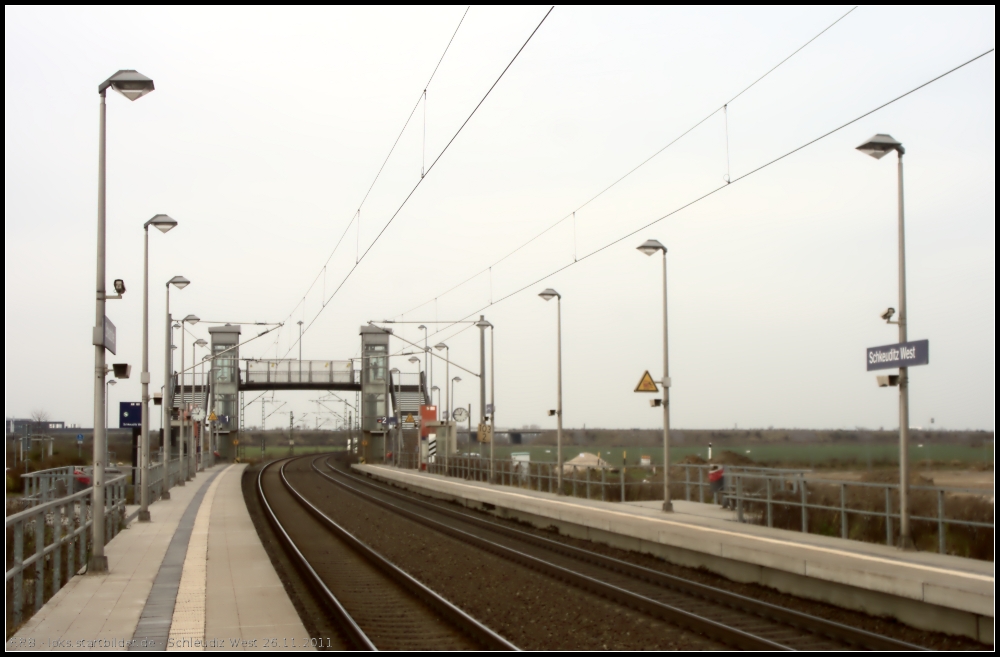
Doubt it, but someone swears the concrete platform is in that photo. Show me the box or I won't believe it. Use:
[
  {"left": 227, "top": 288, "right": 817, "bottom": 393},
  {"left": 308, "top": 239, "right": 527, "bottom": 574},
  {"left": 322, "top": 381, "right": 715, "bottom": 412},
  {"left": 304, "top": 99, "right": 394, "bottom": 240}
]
[
  {"left": 354, "top": 464, "right": 994, "bottom": 644},
  {"left": 8, "top": 464, "right": 310, "bottom": 652}
]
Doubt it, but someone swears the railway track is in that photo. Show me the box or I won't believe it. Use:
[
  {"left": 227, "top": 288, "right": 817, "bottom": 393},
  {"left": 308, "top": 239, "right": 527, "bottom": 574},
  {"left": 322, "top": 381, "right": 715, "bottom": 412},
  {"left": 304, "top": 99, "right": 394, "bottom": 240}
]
[
  {"left": 256, "top": 457, "right": 517, "bottom": 651},
  {"left": 315, "top": 456, "right": 928, "bottom": 652}
]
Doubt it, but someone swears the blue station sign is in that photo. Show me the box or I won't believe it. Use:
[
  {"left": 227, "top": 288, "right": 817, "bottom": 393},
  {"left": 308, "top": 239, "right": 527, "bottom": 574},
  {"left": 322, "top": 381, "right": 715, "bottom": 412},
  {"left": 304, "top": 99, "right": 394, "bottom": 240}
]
[
  {"left": 866, "top": 339, "right": 929, "bottom": 371},
  {"left": 120, "top": 402, "right": 142, "bottom": 428}
]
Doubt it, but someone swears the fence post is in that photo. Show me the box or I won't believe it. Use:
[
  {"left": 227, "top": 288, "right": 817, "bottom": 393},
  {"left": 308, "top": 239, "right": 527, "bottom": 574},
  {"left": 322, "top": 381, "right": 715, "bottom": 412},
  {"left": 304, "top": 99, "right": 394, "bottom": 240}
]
[
  {"left": 13, "top": 521, "right": 24, "bottom": 625},
  {"left": 53, "top": 503, "right": 63, "bottom": 591},
  {"left": 885, "top": 486, "right": 893, "bottom": 546},
  {"left": 736, "top": 475, "right": 744, "bottom": 523},
  {"left": 766, "top": 477, "right": 773, "bottom": 528},
  {"left": 840, "top": 483, "right": 848, "bottom": 539},
  {"left": 698, "top": 467, "right": 704, "bottom": 503},
  {"left": 621, "top": 465, "right": 626, "bottom": 502},
  {"left": 586, "top": 467, "right": 591, "bottom": 500},
  {"left": 80, "top": 494, "right": 89, "bottom": 568},
  {"left": 572, "top": 465, "right": 577, "bottom": 498},
  {"left": 800, "top": 479, "right": 808, "bottom": 534},
  {"left": 35, "top": 512, "right": 45, "bottom": 612},
  {"left": 938, "top": 489, "right": 946, "bottom": 554},
  {"left": 601, "top": 467, "right": 606, "bottom": 502}
]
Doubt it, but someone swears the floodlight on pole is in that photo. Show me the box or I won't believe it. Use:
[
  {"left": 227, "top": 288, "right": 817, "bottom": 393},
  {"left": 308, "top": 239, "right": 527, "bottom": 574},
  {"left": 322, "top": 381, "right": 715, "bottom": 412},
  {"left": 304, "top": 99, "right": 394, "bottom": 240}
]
[
  {"left": 539, "top": 288, "right": 564, "bottom": 493},
  {"left": 856, "top": 133, "right": 913, "bottom": 550},
  {"left": 91, "top": 68, "right": 155, "bottom": 574},
  {"left": 145, "top": 213, "right": 177, "bottom": 234},
  {"left": 637, "top": 238, "right": 673, "bottom": 512}
]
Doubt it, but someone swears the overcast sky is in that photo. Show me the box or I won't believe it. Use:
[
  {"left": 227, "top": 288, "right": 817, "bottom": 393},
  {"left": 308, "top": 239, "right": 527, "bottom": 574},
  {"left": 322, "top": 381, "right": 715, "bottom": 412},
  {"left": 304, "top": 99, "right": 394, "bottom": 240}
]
[{"left": 4, "top": 6, "right": 995, "bottom": 433}]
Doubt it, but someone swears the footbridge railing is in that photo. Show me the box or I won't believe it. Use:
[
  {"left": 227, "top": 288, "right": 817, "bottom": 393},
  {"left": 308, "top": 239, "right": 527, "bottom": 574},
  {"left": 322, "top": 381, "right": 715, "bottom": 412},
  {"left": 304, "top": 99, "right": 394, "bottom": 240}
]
[{"left": 241, "top": 359, "right": 357, "bottom": 386}]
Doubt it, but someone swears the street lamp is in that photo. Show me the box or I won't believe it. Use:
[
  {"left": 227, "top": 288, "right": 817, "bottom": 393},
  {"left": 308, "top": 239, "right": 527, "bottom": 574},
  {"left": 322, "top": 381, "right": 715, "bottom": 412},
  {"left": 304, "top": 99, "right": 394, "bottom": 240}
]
[
  {"left": 193, "top": 338, "right": 207, "bottom": 472},
  {"left": 434, "top": 343, "right": 450, "bottom": 421},
  {"left": 538, "top": 288, "right": 564, "bottom": 493},
  {"left": 105, "top": 380, "right": 117, "bottom": 467},
  {"left": 139, "top": 214, "right": 177, "bottom": 522},
  {"left": 474, "top": 319, "right": 496, "bottom": 482},
  {"left": 451, "top": 376, "right": 462, "bottom": 425},
  {"left": 90, "top": 69, "right": 155, "bottom": 574},
  {"left": 390, "top": 367, "right": 401, "bottom": 463},
  {"left": 163, "top": 275, "right": 189, "bottom": 492},
  {"left": 432, "top": 386, "right": 441, "bottom": 410},
  {"left": 637, "top": 239, "right": 673, "bottom": 512},
  {"left": 418, "top": 325, "right": 430, "bottom": 398},
  {"left": 180, "top": 315, "right": 199, "bottom": 480},
  {"left": 856, "top": 133, "right": 913, "bottom": 549}
]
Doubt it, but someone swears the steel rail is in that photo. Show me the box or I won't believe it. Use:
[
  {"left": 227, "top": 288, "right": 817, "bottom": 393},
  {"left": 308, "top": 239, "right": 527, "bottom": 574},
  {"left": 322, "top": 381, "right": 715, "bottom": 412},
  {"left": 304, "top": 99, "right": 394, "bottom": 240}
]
[
  {"left": 325, "top": 459, "right": 927, "bottom": 651},
  {"left": 310, "top": 458, "right": 791, "bottom": 651},
  {"left": 256, "top": 459, "right": 376, "bottom": 651},
  {"left": 278, "top": 458, "right": 519, "bottom": 651}
]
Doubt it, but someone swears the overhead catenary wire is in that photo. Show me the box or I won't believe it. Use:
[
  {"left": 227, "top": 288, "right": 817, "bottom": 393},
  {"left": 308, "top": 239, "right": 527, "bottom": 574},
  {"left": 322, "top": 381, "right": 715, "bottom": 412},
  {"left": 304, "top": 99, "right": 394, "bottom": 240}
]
[
  {"left": 393, "top": 5, "right": 859, "bottom": 321},
  {"left": 267, "top": 6, "right": 473, "bottom": 356},
  {"left": 409, "top": 46, "right": 996, "bottom": 345},
  {"left": 275, "top": 6, "right": 556, "bottom": 360}
]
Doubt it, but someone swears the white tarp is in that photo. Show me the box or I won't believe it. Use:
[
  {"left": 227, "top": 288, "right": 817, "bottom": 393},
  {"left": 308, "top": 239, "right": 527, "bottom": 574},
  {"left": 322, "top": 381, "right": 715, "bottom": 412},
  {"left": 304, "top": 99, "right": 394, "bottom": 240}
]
[{"left": 562, "top": 452, "right": 613, "bottom": 474}]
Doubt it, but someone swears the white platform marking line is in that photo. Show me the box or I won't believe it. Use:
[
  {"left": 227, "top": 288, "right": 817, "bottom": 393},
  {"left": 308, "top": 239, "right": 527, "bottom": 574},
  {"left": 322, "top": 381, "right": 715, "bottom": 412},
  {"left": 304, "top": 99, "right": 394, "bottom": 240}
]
[
  {"left": 382, "top": 468, "right": 994, "bottom": 583},
  {"left": 167, "top": 466, "right": 234, "bottom": 651}
]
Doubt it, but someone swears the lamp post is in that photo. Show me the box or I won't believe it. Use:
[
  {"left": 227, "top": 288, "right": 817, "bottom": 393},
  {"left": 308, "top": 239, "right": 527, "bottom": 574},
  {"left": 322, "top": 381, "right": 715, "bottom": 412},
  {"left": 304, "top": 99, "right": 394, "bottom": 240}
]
[
  {"left": 856, "top": 133, "right": 913, "bottom": 550},
  {"left": 409, "top": 356, "right": 421, "bottom": 467},
  {"left": 637, "top": 239, "right": 673, "bottom": 512},
  {"left": 163, "top": 276, "right": 189, "bottom": 494},
  {"left": 432, "top": 386, "right": 440, "bottom": 411},
  {"left": 105, "top": 380, "right": 117, "bottom": 467},
  {"left": 389, "top": 368, "right": 401, "bottom": 463},
  {"left": 90, "top": 69, "right": 155, "bottom": 574},
  {"left": 451, "top": 376, "right": 462, "bottom": 426},
  {"left": 418, "top": 325, "right": 430, "bottom": 398},
  {"left": 139, "top": 214, "right": 177, "bottom": 522},
  {"left": 193, "top": 338, "right": 207, "bottom": 472},
  {"left": 539, "top": 288, "right": 564, "bottom": 494},
  {"left": 434, "top": 343, "right": 450, "bottom": 421},
  {"left": 180, "top": 314, "right": 200, "bottom": 481}
]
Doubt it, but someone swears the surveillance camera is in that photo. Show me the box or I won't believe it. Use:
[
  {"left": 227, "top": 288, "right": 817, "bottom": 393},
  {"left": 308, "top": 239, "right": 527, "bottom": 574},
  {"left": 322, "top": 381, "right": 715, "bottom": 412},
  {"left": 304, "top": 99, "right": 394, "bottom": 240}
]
[
  {"left": 649, "top": 399, "right": 662, "bottom": 407},
  {"left": 880, "top": 307, "right": 895, "bottom": 322},
  {"left": 547, "top": 409, "right": 556, "bottom": 417},
  {"left": 114, "top": 279, "right": 126, "bottom": 295}
]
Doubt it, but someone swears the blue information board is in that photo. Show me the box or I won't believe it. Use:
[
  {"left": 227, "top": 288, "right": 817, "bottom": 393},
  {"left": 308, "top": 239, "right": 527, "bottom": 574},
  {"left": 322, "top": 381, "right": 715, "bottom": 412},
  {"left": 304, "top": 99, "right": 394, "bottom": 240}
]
[{"left": 119, "top": 402, "right": 142, "bottom": 428}]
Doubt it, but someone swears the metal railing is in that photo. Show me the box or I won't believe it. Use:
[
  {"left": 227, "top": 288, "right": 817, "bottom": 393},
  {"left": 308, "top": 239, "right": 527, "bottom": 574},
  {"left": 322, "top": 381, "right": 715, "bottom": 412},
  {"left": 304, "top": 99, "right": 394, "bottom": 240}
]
[
  {"left": 725, "top": 471, "right": 994, "bottom": 555},
  {"left": 389, "top": 454, "right": 993, "bottom": 557},
  {"left": 394, "top": 454, "right": 788, "bottom": 504},
  {"left": 19, "top": 467, "right": 79, "bottom": 504},
  {"left": 242, "top": 359, "right": 355, "bottom": 385},
  {"left": 5, "top": 474, "right": 128, "bottom": 627}
]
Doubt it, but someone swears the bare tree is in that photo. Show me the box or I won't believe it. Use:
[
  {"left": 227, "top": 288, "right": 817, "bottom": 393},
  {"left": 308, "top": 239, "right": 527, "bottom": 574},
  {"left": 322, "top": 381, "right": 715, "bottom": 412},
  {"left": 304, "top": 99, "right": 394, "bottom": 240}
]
[{"left": 30, "top": 410, "right": 50, "bottom": 423}]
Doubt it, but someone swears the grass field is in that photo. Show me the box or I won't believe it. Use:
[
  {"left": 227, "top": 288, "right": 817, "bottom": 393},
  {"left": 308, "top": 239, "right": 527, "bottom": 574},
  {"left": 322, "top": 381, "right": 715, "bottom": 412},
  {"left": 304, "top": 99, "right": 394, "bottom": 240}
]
[
  {"left": 237, "top": 444, "right": 344, "bottom": 461},
  {"left": 477, "top": 442, "right": 995, "bottom": 468}
]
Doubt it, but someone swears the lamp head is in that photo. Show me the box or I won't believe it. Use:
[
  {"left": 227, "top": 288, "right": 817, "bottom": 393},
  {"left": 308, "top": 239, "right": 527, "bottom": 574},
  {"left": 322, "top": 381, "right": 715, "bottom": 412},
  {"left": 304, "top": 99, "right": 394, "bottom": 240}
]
[
  {"left": 434, "top": 342, "right": 448, "bottom": 351},
  {"left": 195, "top": 339, "right": 207, "bottom": 347},
  {"left": 538, "top": 288, "right": 560, "bottom": 301},
  {"left": 475, "top": 318, "right": 492, "bottom": 329},
  {"left": 856, "top": 134, "right": 904, "bottom": 159},
  {"left": 637, "top": 239, "right": 666, "bottom": 256},
  {"left": 99, "top": 69, "right": 154, "bottom": 100},
  {"left": 168, "top": 276, "right": 190, "bottom": 289},
  {"left": 418, "top": 324, "right": 427, "bottom": 331},
  {"left": 183, "top": 314, "right": 200, "bottom": 324},
  {"left": 408, "top": 356, "right": 420, "bottom": 364},
  {"left": 453, "top": 376, "right": 462, "bottom": 383},
  {"left": 146, "top": 214, "right": 177, "bottom": 233}
]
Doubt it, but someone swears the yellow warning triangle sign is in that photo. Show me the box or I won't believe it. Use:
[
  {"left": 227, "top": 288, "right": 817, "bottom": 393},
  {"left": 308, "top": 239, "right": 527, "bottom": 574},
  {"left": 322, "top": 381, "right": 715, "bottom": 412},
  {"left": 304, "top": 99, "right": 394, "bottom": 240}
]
[
  {"left": 405, "top": 414, "right": 415, "bottom": 423},
  {"left": 209, "top": 411, "right": 218, "bottom": 422},
  {"left": 634, "top": 370, "right": 659, "bottom": 393}
]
